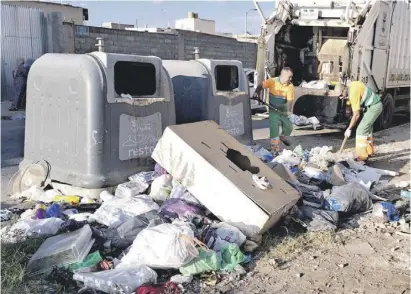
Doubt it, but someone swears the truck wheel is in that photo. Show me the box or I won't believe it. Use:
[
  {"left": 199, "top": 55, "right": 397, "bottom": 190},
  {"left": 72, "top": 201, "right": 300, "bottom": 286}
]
[{"left": 376, "top": 93, "right": 394, "bottom": 130}]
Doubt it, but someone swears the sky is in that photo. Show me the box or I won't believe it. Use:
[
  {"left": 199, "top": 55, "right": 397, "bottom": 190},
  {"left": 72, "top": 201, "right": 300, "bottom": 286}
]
[{"left": 63, "top": 1, "right": 276, "bottom": 35}]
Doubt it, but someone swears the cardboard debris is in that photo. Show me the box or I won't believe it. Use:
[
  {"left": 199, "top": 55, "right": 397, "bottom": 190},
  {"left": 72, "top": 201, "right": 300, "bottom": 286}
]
[{"left": 151, "top": 121, "right": 300, "bottom": 237}]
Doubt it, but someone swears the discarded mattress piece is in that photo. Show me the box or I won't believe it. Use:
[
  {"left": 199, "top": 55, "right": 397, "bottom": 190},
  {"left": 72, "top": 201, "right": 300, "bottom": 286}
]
[{"left": 151, "top": 121, "right": 300, "bottom": 237}]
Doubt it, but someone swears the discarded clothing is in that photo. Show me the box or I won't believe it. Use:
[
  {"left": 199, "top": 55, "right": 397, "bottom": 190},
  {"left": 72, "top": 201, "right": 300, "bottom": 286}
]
[{"left": 136, "top": 281, "right": 180, "bottom": 294}]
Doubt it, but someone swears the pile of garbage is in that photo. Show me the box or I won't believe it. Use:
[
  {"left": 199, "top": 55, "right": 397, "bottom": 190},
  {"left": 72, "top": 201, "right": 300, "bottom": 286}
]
[
  {"left": 1, "top": 162, "right": 262, "bottom": 293},
  {"left": 249, "top": 143, "right": 410, "bottom": 233},
  {"left": 1, "top": 121, "right": 409, "bottom": 293}
]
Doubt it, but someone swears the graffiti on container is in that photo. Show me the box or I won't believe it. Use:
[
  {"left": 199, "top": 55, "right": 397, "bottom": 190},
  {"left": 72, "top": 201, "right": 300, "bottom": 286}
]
[
  {"left": 119, "top": 113, "right": 162, "bottom": 160},
  {"left": 219, "top": 103, "right": 245, "bottom": 137}
]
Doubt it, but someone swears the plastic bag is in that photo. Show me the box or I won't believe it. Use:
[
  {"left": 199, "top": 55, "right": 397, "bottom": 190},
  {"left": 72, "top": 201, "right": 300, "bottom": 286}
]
[
  {"left": 220, "top": 244, "right": 245, "bottom": 271},
  {"left": 324, "top": 183, "right": 373, "bottom": 214},
  {"left": 372, "top": 202, "right": 400, "bottom": 223},
  {"left": 303, "top": 166, "right": 328, "bottom": 181},
  {"left": 117, "top": 223, "right": 198, "bottom": 269},
  {"left": 170, "top": 185, "right": 201, "bottom": 206},
  {"left": 115, "top": 181, "right": 149, "bottom": 198},
  {"left": 273, "top": 150, "right": 301, "bottom": 167},
  {"left": 73, "top": 266, "right": 157, "bottom": 294},
  {"left": 129, "top": 171, "right": 157, "bottom": 184},
  {"left": 67, "top": 251, "right": 103, "bottom": 272},
  {"left": 91, "top": 195, "right": 159, "bottom": 227},
  {"left": 149, "top": 174, "right": 173, "bottom": 202},
  {"left": 100, "top": 191, "right": 115, "bottom": 202},
  {"left": 202, "top": 222, "right": 246, "bottom": 252},
  {"left": 180, "top": 248, "right": 220, "bottom": 275},
  {"left": 3, "top": 218, "right": 64, "bottom": 243},
  {"left": 160, "top": 199, "right": 202, "bottom": 219}
]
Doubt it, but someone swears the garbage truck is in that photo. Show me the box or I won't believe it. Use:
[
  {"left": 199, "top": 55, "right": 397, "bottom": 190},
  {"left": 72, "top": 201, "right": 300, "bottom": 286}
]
[{"left": 253, "top": 0, "right": 410, "bottom": 129}]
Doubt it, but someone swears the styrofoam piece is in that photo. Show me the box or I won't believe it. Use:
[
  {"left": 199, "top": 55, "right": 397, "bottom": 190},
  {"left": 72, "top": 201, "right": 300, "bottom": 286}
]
[{"left": 151, "top": 121, "right": 300, "bottom": 237}]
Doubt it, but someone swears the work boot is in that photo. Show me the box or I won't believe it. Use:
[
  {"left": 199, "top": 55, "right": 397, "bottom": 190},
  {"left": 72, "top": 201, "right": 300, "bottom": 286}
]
[
  {"left": 270, "top": 138, "right": 280, "bottom": 156},
  {"left": 355, "top": 136, "right": 369, "bottom": 162},
  {"left": 280, "top": 136, "right": 294, "bottom": 149}
]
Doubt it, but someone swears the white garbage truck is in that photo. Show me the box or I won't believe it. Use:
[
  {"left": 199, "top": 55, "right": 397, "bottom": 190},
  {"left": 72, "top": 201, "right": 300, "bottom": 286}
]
[{"left": 253, "top": 0, "right": 410, "bottom": 129}]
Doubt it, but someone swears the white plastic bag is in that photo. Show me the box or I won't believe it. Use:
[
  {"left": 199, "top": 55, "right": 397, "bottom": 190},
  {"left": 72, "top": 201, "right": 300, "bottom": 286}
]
[
  {"left": 149, "top": 174, "right": 173, "bottom": 202},
  {"left": 115, "top": 181, "right": 149, "bottom": 198},
  {"left": 100, "top": 191, "right": 115, "bottom": 202},
  {"left": 73, "top": 266, "right": 157, "bottom": 294},
  {"left": 204, "top": 222, "right": 247, "bottom": 252},
  {"left": 3, "top": 218, "right": 64, "bottom": 243},
  {"left": 91, "top": 195, "right": 159, "bottom": 227},
  {"left": 118, "top": 223, "right": 198, "bottom": 269},
  {"left": 273, "top": 150, "right": 301, "bottom": 167}
]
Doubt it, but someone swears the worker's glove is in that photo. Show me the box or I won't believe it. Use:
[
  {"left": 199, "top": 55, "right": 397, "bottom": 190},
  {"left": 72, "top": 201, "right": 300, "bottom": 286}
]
[
  {"left": 252, "top": 93, "right": 260, "bottom": 101},
  {"left": 344, "top": 128, "right": 352, "bottom": 138}
]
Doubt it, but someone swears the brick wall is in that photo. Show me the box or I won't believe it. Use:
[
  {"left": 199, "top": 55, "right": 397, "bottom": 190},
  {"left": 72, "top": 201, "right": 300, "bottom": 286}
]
[{"left": 62, "top": 25, "right": 257, "bottom": 68}]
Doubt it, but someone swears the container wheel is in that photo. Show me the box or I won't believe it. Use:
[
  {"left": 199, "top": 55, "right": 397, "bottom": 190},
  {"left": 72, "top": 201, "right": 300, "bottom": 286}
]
[{"left": 376, "top": 93, "right": 394, "bottom": 130}]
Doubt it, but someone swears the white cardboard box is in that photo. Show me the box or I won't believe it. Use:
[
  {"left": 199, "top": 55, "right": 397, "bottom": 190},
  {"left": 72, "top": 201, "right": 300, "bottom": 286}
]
[{"left": 152, "top": 121, "right": 300, "bottom": 237}]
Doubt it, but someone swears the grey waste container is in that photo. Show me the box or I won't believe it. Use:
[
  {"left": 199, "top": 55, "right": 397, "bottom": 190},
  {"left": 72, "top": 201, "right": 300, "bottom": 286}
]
[
  {"left": 21, "top": 52, "right": 176, "bottom": 189},
  {"left": 162, "top": 59, "right": 253, "bottom": 145}
]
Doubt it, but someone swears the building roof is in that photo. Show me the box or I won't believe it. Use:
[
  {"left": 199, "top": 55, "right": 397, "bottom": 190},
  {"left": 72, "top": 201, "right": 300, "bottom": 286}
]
[{"left": 2, "top": 0, "right": 86, "bottom": 10}]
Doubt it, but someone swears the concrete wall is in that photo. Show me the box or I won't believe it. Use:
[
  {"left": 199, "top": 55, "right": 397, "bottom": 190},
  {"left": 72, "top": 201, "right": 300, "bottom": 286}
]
[
  {"left": 63, "top": 25, "right": 257, "bottom": 68},
  {"left": 2, "top": 0, "right": 86, "bottom": 24}
]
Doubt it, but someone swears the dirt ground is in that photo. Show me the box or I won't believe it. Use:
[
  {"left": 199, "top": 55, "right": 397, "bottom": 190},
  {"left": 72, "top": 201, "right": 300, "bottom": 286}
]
[{"left": 185, "top": 122, "right": 411, "bottom": 294}]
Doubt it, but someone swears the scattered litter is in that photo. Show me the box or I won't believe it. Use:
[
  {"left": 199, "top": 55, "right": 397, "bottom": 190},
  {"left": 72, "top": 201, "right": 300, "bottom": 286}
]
[
  {"left": 296, "top": 272, "right": 304, "bottom": 278},
  {"left": 129, "top": 171, "right": 158, "bottom": 183},
  {"left": 120, "top": 93, "right": 133, "bottom": 99},
  {"left": 115, "top": 181, "right": 149, "bottom": 198},
  {"left": 252, "top": 174, "right": 272, "bottom": 190},
  {"left": 372, "top": 202, "right": 400, "bottom": 222},
  {"left": 149, "top": 174, "right": 173, "bottom": 202},
  {"left": 170, "top": 274, "right": 193, "bottom": 284},
  {"left": 3, "top": 217, "right": 64, "bottom": 243},
  {"left": 0, "top": 209, "right": 13, "bottom": 222},
  {"left": 74, "top": 266, "right": 157, "bottom": 294},
  {"left": 53, "top": 195, "right": 80, "bottom": 205},
  {"left": 338, "top": 263, "right": 348, "bottom": 268}
]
